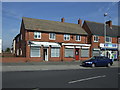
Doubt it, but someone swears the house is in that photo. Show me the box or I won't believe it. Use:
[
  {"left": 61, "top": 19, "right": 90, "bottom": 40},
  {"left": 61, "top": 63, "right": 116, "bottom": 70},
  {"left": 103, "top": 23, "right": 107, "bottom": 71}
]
[
  {"left": 13, "top": 17, "right": 91, "bottom": 62},
  {"left": 82, "top": 20, "right": 119, "bottom": 60}
]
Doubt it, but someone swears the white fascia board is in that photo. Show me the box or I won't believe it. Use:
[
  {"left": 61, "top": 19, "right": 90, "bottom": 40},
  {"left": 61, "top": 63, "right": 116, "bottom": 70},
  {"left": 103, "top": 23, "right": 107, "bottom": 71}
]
[
  {"left": 62, "top": 43, "right": 91, "bottom": 46},
  {"left": 30, "top": 41, "right": 61, "bottom": 47}
]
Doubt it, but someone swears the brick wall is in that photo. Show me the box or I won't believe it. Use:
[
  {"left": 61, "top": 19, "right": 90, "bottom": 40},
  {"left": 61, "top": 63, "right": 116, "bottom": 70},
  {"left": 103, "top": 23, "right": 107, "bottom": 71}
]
[{"left": 26, "top": 30, "right": 87, "bottom": 44}]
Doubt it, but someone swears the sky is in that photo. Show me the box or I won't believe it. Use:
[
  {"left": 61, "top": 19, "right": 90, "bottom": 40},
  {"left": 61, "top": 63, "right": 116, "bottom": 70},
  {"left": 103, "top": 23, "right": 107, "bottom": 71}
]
[{"left": 1, "top": 2, "right": 119, "bottom": 50}]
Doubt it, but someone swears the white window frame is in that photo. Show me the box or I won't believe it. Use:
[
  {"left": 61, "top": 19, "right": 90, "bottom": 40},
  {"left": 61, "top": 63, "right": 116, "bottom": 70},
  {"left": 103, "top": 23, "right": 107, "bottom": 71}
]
[
  {"left": 64, "top": 34, "right": 70, "bottom": 41},
  {"left": 76, "top": 35, "right": 81, "bottom": 41},
  {"left": 34, "top": 32, "right": 41, "bottom": 39},
  {"left": 106, "top": 36, "right": 112, "bottom": 43},
  {"left": 93, "top": 35, "right": 99, "bottom": 42},
  {"left": 49, "top": 33, "right": 56, "bottom": 40}
]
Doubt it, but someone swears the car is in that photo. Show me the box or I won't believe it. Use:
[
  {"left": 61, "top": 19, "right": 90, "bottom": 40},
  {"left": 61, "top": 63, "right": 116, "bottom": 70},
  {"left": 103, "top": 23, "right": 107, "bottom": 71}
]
[{"left": 81, "top": 56, "right": 113, "bottom": 67}]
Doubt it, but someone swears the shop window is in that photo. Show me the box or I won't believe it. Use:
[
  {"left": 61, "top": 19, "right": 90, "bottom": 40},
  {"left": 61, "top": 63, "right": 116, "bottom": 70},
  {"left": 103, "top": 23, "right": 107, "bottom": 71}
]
[
  {"left": 93, "top": 35, "right": 99, "bottom": 42},
  {"left": 49, "top": 33, "right": 56, "bottom": 40},
  {"left": 81, "top": 49, "right": 89, "bottom": 57},
  {"left": 65, "top": 48, "right": 74, "bottom": 57},
  {"left": 30, "top": 47, "right": 40, "bottom": 57},
  {"left": 92, "top": 50, "right": 100, "bottom": 56},
  {"left": 51, "top": 48, "right": 60, "bottom": 57},
  {"left": 34, "top": 32, "right": 41, "bottom": 39},
  {"left": 64, "top": 34, "right": 70, "bottom": 41},
  {"left": 118, "top": 38, "right": 120, "bottom": 43},
  {"left": 76, "top": 35, "right": 81, "bottom": 41}
]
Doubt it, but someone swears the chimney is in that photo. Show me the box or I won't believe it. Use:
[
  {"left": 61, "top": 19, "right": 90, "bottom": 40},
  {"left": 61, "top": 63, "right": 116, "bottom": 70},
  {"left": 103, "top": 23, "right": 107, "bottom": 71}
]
[
  {"left": 61, "top": 17, "right": 65, "bottom": 22},
  {"left": 106, "top": 20, "right": 112, "bottom": 29},
  {"left": 78, "top": 18, "right": 82, "bottom": 26}
]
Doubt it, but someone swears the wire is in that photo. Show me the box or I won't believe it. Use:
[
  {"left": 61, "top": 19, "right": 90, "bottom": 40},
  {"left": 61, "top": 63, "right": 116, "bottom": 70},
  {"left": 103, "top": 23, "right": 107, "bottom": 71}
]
[{"left": 105, "top": 2, "right": 118, "bottom": 13}]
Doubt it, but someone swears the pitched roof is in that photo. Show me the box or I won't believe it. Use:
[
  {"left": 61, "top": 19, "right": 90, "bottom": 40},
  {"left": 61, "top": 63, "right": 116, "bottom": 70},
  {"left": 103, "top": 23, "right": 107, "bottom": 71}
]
[
  {"left": 22, "top": 17, "right": 87, "bottom": 35},
  {"left": 84, "top": 20, "right": 119, "bottom": 37}
]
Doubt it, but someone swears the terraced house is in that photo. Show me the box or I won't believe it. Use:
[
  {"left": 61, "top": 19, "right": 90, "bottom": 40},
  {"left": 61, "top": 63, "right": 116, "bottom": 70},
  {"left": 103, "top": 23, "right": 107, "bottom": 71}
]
[
  {"left": 82, "top": 20, "right": 119, "bottom": 60},
  {"left": 12, "top": 17, "right": 91, "bottom": 62}
]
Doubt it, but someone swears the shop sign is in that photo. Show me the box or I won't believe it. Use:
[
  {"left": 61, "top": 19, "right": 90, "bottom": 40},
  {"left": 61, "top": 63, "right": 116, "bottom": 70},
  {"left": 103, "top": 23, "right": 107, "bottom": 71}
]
[{"left": 100, "top": 43, "right": 117, "bottom": 48}]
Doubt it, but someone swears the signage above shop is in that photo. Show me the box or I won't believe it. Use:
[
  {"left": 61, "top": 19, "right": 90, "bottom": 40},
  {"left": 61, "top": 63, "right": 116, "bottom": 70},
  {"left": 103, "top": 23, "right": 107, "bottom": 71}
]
[{"left": 100, "top": 43, "right": 118, "bottom": 48}]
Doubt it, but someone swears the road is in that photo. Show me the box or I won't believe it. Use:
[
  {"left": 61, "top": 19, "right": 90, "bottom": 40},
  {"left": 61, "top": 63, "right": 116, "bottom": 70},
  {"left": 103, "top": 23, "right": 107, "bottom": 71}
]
[{"left": 2, "top": 67, "right": 120, "bottom": 88}]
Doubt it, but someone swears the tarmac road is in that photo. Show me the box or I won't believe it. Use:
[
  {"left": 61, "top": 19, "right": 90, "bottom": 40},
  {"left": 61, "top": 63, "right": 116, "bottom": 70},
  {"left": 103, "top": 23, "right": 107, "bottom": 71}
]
[{"left": 2, "top": 67, "right": 120, "bottom": 88}]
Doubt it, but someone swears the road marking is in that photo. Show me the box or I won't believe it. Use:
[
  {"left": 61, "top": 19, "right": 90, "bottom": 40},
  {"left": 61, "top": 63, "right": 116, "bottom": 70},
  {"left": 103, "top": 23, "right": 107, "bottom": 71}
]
[{"left": 68, "top": 75, "right": 106, "bottom": 84}]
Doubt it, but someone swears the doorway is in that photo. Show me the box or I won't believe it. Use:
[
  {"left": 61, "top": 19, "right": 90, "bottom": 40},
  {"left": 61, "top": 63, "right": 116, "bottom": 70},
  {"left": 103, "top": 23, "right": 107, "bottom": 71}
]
[
  {"left": 43, "top": 48, "right": 48, "bottom": 61},
  {"left": 75, "top": 48, "right": 79, "bottom": 60}
]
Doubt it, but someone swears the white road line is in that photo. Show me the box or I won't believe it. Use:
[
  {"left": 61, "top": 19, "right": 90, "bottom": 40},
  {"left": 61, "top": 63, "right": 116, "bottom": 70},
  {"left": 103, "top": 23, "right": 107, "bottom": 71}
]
[{"left": 68, "top": 75, "right": 106, "bottom": 84}]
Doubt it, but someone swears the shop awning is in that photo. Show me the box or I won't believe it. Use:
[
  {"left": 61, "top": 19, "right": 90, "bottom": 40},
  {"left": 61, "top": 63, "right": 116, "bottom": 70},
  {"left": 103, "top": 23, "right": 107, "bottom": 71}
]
[
  {"left": 29, "top": 41, "right": 61, "bottom": 47},
  {"left": 101, "top": 48, "right": 118, "bottom": 51}
]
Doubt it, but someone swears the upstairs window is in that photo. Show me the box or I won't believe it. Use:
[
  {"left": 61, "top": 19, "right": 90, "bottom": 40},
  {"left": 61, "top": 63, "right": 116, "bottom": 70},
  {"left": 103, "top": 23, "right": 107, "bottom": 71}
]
[
  {"left": 76, "top": 35, "right": 81, "bottom": 41},
  {"left": 64, "top": 34, "right": 70, "bottom": 41},
  {"left": 34, "top": 32, "right": 41, "bottom": 39},
  {"left": 93, "top": 35, "right": 99, "bottom": 42},
  {"left": 106, "top": 37, "right": 112, "bottom": 43},
  {"left": 49, "top": 33, "right": 55, "bottom": 40}
]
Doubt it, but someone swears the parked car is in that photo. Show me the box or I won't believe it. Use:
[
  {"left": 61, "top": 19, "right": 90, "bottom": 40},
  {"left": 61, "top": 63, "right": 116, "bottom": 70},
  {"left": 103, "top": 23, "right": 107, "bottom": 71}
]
[{"left": 82, "top": 56, "right": 113, "bottom": 67}]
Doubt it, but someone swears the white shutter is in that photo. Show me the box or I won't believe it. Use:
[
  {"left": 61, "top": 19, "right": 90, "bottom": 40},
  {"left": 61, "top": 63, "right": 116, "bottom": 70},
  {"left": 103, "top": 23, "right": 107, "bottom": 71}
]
[
  {"left": 51, "top": 48, "right": 60, "bottom": 57},
  {"left": 30, "top": 47, "right": 40, "bottom": 57},
  {"left": 81, "top": 49, "right": 89, "bottom": 57},
  {"left": 65, "top": 48, "right": 74, "bottom": 57}
]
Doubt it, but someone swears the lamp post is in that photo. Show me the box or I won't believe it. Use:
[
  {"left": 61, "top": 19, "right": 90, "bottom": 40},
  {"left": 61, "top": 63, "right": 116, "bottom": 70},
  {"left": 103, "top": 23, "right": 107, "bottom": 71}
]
[{"left": 104, "top": 13, "right": 107, "bottom": 57}]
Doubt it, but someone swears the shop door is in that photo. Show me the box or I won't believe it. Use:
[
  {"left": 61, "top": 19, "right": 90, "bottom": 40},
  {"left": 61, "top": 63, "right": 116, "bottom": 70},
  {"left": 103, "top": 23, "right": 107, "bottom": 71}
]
[
  {"left": 75, "top": 48, "right": 79, "bottom": 60},
  {"left": 43, "top": 48, "right": 48, "bottom": 61}
]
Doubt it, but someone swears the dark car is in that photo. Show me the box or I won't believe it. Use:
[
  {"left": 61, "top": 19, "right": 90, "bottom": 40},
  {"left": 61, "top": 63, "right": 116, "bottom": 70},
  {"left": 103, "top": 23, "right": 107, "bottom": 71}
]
[{"left": 82, "top": 56, "right": 113, "bottom": 67}]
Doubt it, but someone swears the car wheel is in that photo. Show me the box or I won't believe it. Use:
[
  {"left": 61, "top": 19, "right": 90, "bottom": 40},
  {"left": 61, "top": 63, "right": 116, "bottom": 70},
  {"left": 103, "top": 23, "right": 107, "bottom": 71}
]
[
  {"left": 92, "top": 63, "right": 95, "bottom": 68},
  {"left": 107, "top": 63, "right": 111, "bottom": 67}
]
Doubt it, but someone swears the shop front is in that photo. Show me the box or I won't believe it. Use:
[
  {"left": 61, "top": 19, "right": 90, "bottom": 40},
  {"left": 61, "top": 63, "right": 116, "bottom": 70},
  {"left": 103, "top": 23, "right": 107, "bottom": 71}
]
[
  {"left": 100, "top": 43, "right": 118, "bottom": 60},
  {"left": 62, "top": 43, "right": 91, "bottom": 61}
]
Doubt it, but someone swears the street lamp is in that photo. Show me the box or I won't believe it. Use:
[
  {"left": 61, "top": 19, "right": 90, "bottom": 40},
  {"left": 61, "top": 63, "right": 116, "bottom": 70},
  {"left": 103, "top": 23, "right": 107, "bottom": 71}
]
[{"left": 104, "top": 13, "right": 107, "bottom": 57}]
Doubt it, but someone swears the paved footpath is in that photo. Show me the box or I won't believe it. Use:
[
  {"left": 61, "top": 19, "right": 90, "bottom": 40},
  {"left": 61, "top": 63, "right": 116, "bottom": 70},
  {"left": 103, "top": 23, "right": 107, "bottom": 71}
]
[{"left": 1, "top": 61, "right": 120, "bottom": 72}]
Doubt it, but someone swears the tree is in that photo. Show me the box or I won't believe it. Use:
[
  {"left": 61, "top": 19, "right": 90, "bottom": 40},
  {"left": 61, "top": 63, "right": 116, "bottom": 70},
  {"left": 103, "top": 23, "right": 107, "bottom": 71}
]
[{"left": 5, "top": 48, "right": 11, "bottom": 52}]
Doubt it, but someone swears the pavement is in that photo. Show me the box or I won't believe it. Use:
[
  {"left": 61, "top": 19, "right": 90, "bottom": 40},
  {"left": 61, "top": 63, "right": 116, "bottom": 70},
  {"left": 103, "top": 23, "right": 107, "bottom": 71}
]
[{"left": 1, "top": 61, "right": 120, "bottom": 72}]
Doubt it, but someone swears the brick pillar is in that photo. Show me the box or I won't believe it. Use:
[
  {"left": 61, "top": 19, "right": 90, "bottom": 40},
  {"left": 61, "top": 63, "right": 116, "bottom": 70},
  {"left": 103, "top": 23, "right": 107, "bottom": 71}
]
[
  {"left": 61, "top": 45, "right": 64, "bottom": 61},
  {"left": 41, "top": 45, "right": 43, "bottom": 61},
  {"left": 48, "top": 46, "right": 51, "bottom": 61}
]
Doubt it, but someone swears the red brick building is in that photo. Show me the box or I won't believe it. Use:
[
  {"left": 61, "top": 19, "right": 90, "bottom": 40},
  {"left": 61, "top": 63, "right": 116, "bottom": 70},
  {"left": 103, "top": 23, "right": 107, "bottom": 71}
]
[
  {"left": 82, "top": 20, "right": 119, "bottom": 60},
  {"left": 12, "top": 17, "right": 91, "bottom": 62}
]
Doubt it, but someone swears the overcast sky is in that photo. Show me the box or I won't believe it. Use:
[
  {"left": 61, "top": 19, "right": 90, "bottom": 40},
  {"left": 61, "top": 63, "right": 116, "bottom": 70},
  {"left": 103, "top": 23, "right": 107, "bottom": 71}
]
[{"left": 2, "top": 2, "right": 118, "bottom": 50}]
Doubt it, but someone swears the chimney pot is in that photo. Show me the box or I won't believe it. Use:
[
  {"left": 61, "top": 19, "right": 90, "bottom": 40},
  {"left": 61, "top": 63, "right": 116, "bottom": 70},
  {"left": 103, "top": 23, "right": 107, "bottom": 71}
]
[
  {"left": 78, "top": 18, "right": 82, "bottom": 26},
  {"left": 106, "top": 20, "right": 112, "bottom": 28},
  {"left": 61, "top": 17, "right": 65, "bottom": 22}
]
